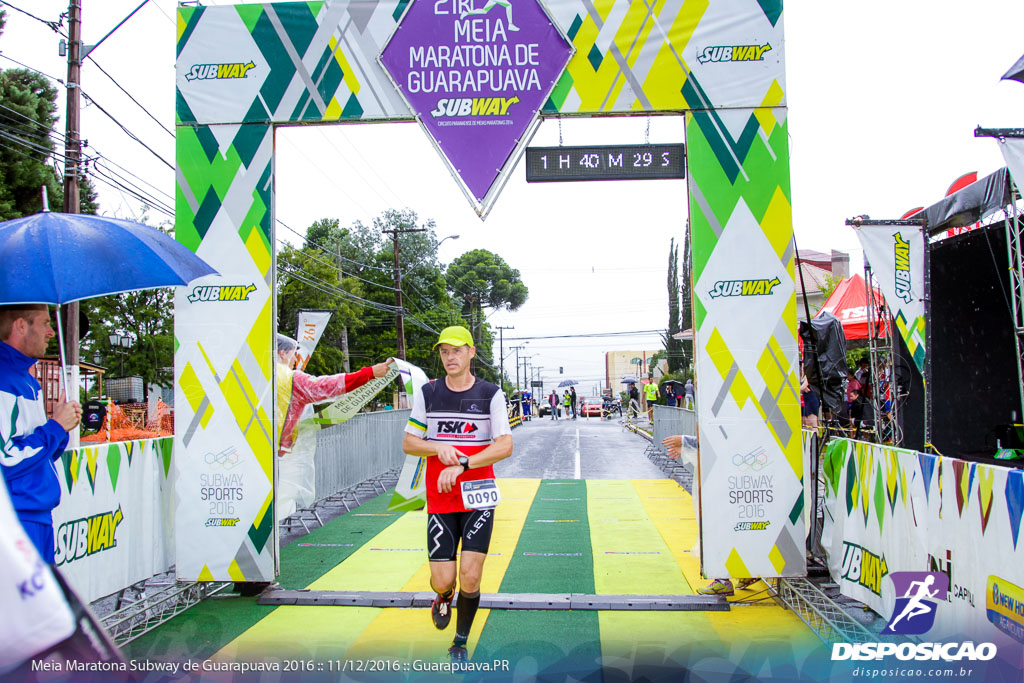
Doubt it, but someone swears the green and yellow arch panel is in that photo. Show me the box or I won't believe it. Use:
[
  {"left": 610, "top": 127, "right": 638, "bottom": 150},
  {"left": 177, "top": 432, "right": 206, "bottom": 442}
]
[{"left": 174, "top": 0, "right": 797, "bottom": 581}]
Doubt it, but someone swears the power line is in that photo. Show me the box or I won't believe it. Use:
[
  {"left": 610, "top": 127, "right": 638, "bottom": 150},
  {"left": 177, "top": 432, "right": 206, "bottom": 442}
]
[
  {"left": 0, "top": 52, "right": 65, "bottom": 83},
  {"left": 80, "top": 91, "right": 173, "bottom": 169},
  {"left": 0, "top": 2, "right": 66, "bottom": 34},
  {"left": 505, "top": 330, "right": 666, "bottom": 341},
  {"left": 86, "top": 58, "right": 173, "bottom": 137}
]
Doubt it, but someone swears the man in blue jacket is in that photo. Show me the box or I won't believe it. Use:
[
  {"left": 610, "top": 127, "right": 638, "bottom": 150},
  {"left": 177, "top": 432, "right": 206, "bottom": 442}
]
[{"left": 0, "top": 305, "right": 82, "bottom": 563}]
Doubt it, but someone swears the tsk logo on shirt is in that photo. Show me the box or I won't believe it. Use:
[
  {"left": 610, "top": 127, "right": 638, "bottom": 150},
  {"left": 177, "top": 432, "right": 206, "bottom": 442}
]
[{"left": 437, "top": 420, "right": 479, "bottom": 435}]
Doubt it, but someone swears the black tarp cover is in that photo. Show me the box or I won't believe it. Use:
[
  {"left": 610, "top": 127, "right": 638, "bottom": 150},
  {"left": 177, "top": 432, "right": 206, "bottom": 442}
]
[
  {"left": 920, "top": 167, "right": 1012, "bottom": 234},
  {"left": 801, "top": 312, "right": 848, "bottom": 415}
]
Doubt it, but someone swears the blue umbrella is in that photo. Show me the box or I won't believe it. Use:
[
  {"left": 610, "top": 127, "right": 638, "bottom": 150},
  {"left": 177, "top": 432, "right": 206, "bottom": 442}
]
[
  {"left": 0, "top": 211, "right": 218, "bottom": 392},
  {"left": 0, "top": 211, "right": 216, "bottom": 304},
  {"left": 557, "top": 379, "right": 578, "bottom": 388}
]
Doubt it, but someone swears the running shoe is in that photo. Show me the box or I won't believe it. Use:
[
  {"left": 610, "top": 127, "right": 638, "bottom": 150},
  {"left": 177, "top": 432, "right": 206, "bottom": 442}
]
[
  {"left": 696, "top": 579, "right": 734, "bottom": 596},
  {"left": 735, "top": 578, "right": 759, "bottom": 590},
  {"left": 431, "top": 592, "right": 453, "bottom": 630},
  {"left": 448, "top": 644, "right": 469, "bottom": 665}
]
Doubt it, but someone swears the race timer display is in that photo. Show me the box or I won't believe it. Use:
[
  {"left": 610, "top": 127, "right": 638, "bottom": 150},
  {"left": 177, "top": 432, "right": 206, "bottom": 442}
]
[{"left": 525, "top": 144, "right": 685, "bottom": 182}]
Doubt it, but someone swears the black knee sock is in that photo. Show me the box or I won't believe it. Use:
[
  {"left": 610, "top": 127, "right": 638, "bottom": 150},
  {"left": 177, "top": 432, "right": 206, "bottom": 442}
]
[{"left": 453, "top": 590, "right": 480, "bottom": 646}]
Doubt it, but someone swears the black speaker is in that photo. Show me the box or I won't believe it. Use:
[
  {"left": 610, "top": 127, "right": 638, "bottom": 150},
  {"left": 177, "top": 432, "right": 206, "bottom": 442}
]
[{"left": 82, "top": 399, "right": 106, "bottom": 430}]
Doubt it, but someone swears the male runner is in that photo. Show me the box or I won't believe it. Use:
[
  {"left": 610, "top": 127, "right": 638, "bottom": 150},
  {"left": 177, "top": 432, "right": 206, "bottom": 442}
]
[{"left": 402, "top": 326, "right": 513, "bottom": 664}]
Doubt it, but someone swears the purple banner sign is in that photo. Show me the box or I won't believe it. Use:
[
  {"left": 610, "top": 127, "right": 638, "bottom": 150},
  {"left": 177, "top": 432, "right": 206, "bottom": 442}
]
[{"left": 380, "top": 0, "right": 572, "bottom": 208}]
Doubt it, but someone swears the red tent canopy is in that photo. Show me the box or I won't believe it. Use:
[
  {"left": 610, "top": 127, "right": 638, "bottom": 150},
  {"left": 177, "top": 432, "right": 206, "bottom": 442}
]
[{"left": 815, "top": 273, "right": 887, "bottom": 340}]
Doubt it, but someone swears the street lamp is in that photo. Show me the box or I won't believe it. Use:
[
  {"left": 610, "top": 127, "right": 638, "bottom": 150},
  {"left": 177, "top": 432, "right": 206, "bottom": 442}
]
[{"left": 108, "top": 333, "right": 133, "bottom": 377}]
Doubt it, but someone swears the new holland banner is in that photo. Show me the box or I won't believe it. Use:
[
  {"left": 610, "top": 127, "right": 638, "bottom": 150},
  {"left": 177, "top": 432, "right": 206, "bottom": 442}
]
[
  {"left": 854, "top": 224, "right": 927, "bottom": 371},
  {"left": 389, "top": 359, "right": 429, "bottom": 512},
  {"left": 295, "top": 310, "right": 332, "bottom": 371}
]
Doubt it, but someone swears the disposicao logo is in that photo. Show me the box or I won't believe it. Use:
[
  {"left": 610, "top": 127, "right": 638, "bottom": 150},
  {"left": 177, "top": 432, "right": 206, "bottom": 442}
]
[
  {"left": 893, "top": 231, "right": 913, "bottom": 303},
  {"left": 697, "top": 43, "right": 772, "bottom": 64},
  {"left": 185, "top": 61, "right": 257, "bottom": 81},
  {"left": 54, "top": 506, "right": 124, "bottom": 566},
  {"left": 430, "top": 96, "right": 521, "bottom": 118},
  {"left": 708, "top": 277, "right": 781, "bottom": 299},
  {"left": 883, "top": 571, "right": 948, "bottom": 635},
  {"left": 188, "top": 284, "right": 257, "bottom": 303},
  {"left": 832, "top": 571, "right": 997, "bottom": 662}
]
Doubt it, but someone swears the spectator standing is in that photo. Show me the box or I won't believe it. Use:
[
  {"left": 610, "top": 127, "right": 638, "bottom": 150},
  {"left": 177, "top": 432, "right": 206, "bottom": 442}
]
[
  {"left": 628, "top": 383, "right": 640, "bottom": 417},
  {"left": 683, "top": 379, "right": 695, "bottom": 410},
  {"left": 846, "top": 370, "right": 862, "bottom": 426},
  {"left": 0, "top": 305, "right": 82, "bottom": 563},
  {"left": 549, "top": 390, "right": 558, "bottom": 421},
  {"left": 664, "top": 383, "right": 677, "bottom": 408},
  {"left": 569, "top": 386, "right": 578, "bottom": 420},
  {"left": 643, "top": 380, "right": 660, "bottom": 422},
  {"left": 801, "top": 372, "right": 819, "bottom": 430}
]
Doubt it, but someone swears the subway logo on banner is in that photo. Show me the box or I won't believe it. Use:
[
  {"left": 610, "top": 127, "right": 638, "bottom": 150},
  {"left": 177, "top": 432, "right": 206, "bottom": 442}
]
[
  {"left": 894, "top": 232, "right": 913, "bottom": 303},
  {"left": 697, "top": 43, "right": 772, "bottom": 64},
  {"left": 840, "top": 541, "right": 889, "bottom": 596},
  {"left": 708, "top": 277, "right": 781, "bottom": 299},
  {"left": 187, "top": 284, "right": 256, "bottom": 303},
  {"left": 184, "top": 61, "right": 256, "bottom": 81},
  {"left": 54, "top": 507, "right": 124, "bottom": 566},
  {"left": 430, "top": 96, "right": 520, "bottom": 118}
]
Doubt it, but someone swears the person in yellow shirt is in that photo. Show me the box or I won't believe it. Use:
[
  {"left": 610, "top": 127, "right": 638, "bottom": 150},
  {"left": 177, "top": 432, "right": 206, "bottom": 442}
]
[{"left": 643, "top": 379, "right": 660, "bottom": 422}]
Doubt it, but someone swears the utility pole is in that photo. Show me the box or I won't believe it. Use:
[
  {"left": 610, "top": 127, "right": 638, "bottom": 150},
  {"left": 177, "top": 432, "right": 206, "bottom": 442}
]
[
  {"left": 63, "top": 1, "right": 83, "bottom": 441},
  {"left": 521, "top": 355, "right": 532, "bottom": 395},
  {"left": 382, "top": 226, "right": 426, "bottom": 359},
  {"left": 495, "top": 326, "right": 513, "bottom": 390},
  {"left": 511, "top": 345, "right": 525, "bottom": 393}
]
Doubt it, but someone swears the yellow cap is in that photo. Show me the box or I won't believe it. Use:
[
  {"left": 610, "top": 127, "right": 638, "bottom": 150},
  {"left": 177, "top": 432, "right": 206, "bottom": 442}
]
[{"left": 434, "top": 325, "right": 474, "bottom": 348}]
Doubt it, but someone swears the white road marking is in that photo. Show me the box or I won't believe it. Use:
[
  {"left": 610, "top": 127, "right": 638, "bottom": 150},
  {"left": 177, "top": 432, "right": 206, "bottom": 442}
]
[{"left": 574, "top": 428, "right": 581, "bottom": 480}]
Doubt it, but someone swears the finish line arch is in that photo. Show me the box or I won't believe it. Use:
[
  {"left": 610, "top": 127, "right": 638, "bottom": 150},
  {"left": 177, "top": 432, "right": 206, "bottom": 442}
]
[{"left": 173, "top": 0, "right": 801, "bottom": 584}]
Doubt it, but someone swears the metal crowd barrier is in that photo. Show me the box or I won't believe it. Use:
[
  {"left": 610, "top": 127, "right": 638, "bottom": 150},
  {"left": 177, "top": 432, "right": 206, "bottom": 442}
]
[
  {"left": 651, "top": 405, "right": 697, "bottom": 455},
  {"left": 313, "top": 409, "right": 410, "bottom": 502}
]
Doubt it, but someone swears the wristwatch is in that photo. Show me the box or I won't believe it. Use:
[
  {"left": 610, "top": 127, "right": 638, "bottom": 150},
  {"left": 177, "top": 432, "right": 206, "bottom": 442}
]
[{"left": 458, "top": 455, "right": 470, "bottom": 472}]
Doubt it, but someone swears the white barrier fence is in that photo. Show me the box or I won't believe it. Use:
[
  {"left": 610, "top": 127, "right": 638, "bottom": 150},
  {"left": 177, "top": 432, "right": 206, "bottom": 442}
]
[
  {"left": 52, "top": 438, "right": 174, "bottom": 604},
  {"left": 821, "top": 438, "right": 1024, "bottom": 656},
  {"left": 51, "top": 410, "right": 409, "bottom": 604},
  {"left": 313, "top": 409, "right": 409, "bottom": 501},
  {"left": 651, "top": 405, "right": 698, "bottom": 455}
]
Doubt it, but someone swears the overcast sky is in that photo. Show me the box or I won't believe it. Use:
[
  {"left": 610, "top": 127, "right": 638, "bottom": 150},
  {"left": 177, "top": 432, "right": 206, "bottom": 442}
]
[{"left": 5, "top": 0, "right": 1024, "bottom": 394}]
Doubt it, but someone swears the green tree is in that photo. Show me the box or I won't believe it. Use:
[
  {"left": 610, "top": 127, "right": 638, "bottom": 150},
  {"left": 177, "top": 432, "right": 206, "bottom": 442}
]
[
  {"left": 276, "top": 238, "right": 366, "bottom": 375},
  {"left": 0, "top": 67, "right": 64, "bottom": 219},
  {"left": 818, "top": 273, "right": 844, "bottom": 311},
  {"left": 446, "top": 249, "right": 528, "bottom": 344},
  {"left": 665, "top": 237, "right": 684, "bottom": 373}
]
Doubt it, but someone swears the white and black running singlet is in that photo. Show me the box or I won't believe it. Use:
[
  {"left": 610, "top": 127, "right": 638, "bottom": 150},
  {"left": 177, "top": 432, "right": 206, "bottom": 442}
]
[{"left": 404, "top": 378, "right": 511, "bottom": 514}]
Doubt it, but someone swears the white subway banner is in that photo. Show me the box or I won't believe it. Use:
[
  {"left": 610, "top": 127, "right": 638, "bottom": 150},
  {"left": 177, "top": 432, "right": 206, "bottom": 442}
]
[{"left": 854, "top": 224, "right": 926, "bottom": 371}]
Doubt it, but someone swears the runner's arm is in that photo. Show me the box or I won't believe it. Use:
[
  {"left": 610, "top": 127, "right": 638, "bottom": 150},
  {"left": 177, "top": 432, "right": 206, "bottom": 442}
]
[{"left": 402, "top": 432, "right": 460, "bottom": 465}]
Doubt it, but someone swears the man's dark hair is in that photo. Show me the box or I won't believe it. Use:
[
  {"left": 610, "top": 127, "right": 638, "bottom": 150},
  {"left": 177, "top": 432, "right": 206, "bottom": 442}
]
[{"left": 0, "top": 305, "right": 48, "bottom": 341}]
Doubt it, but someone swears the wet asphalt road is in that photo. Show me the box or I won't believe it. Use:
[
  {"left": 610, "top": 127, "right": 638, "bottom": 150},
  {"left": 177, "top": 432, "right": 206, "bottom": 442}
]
[{"left": 493, "top": 415, "right": 667, "bottom": 480}]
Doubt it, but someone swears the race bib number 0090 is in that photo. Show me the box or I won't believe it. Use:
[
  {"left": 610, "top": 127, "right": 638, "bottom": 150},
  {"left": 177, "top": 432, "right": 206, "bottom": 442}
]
[{"left": 461, "top": 479, "right": 501, "bottom": 510}]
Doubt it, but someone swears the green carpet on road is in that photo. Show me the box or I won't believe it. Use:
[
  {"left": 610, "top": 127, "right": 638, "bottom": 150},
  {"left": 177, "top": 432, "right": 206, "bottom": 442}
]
[
  {"left": 123, "top": 492, "right": 402, "bottom": 662},
  {"left": 472, "top": 479, "right": 601, "bottom": 677}
]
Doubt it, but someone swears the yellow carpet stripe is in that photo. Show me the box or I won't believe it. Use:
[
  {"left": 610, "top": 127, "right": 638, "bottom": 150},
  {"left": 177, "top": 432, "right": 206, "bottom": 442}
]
[
  {"left": 633, "top": 480, "right": 700, "bottom": 593},
  {"left": 588, "top": 480, "right": 714, "bottom": 657},
  {"left": 212, "top": 479, "right": 539, "bottom": 662},
  {"left": 588, "top": 480, "right": 689, "bottom": 595},
  {"left": 348, "top": 479, "right": 539, "bottom": 661}
]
